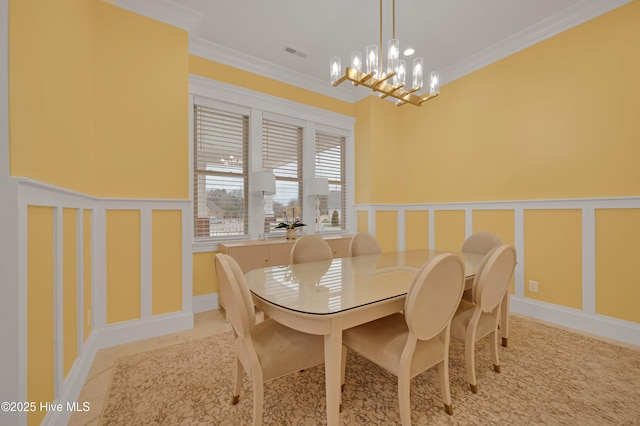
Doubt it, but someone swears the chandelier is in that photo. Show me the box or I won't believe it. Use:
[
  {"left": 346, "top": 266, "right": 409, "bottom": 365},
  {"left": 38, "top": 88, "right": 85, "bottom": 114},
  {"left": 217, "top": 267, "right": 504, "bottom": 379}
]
[{"left": 330, "top": 0, "right": 439, "bottom": 107}]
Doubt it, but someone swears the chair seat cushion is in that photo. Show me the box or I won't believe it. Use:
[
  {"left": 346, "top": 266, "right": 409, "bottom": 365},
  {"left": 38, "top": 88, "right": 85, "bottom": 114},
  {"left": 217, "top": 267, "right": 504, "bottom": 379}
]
[
  {"left": 343, "top": 313, "right": 446, "bottom": 378},
  {"left": 252, "top": 319, "right": 325, "bottom": 381},
  {"left": 450, "top": 300, "right": 498, "bottom": 340}
]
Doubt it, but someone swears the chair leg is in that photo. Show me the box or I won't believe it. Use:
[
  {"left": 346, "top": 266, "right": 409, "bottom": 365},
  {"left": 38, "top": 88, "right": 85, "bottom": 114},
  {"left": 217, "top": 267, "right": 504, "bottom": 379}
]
[
  {"left": 232, "top": 357, "right": 242, "bottom": 404},
  {"left": 398, "top": 370, "right": 412, "bottom": 426},
  {"left": 438, "top": 361, "right": 453, "bottom": 416},
  {"left": 489, "top": 328, "right": 500, "bottom": 374},
  {"left": 340, "top": 345, "right": 347, "bottom": 392},
  {"left": 252, "top": 376, "right": 264, "bottom": 426},
  {"left": 501, "top": 292, "right": 510, "bottom": 347},
  {"left": 465, "top": 337, "right": 478, "bottom": 394}
]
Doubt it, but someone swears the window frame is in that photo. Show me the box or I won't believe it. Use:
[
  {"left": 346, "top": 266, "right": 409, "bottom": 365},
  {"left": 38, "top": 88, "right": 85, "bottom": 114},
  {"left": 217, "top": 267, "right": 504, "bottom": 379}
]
[
  {"left": 193, "top": 101, "right": 250, "bottom": 240},
  {"left": 189, "top": 76, "right": 355, "bottom": 253}
]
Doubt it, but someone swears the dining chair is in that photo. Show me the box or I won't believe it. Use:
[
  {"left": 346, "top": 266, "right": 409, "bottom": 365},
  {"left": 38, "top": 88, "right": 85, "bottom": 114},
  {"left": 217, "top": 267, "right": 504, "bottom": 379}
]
[
  {"left": 461, "top": 232, "right": 502, "bottom": 299},
  {"left": 214, "top": 253, "right": 325, "bottom": 426},
  {"left": 450, "top": 244, "right": 517, "bottom": 394},
  {"left": 349, "top": 231, "right": 382, "bottom": 256},
  {"left": 290, "top": 234, "right": 333, "bottom": 264},
  {"left": 461, "top": 232, "right": 502, "bottom": 255},
  {"left": 461, "top": 231, "right": 512, "bottom": 347},
  {"left": 341, "top": 253, "right": 466, "bottom": 425}
]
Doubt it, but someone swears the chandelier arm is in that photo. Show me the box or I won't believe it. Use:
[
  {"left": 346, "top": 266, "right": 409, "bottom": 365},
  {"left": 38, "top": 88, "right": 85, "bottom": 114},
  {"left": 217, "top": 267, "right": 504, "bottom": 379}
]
[{"left": 419, "top": 93, "right": 439, "bottom": 104}]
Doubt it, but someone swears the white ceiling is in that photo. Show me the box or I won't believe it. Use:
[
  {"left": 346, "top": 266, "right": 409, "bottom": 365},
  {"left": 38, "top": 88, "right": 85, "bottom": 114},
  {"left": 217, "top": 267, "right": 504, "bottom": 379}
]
[{"left": 117, "top": 0, "right": 630, "bottom": 103}]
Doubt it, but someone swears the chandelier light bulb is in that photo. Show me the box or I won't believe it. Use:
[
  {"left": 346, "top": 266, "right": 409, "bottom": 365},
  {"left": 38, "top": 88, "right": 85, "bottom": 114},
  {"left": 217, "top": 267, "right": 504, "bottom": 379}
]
[
  {"left": 366, "top": 45, "right": 379, "bottom": 76},
  {"left": 395, "top": 59, "right": 406, "bottom": 87},
  {"left": 351, "top": 52, "right": 362, "bottom": 72},
  {"left": 429, "top": 71, "right": 440, "bottom": 96},
  {"left": 387, "top": 39, "right": 399, "bottom": 75},
  {"left": 412, "top": 58, "right": 423, "bottom": 90},
  {"left": 330, "top": 56, "right": 342, "bottom": 84}
]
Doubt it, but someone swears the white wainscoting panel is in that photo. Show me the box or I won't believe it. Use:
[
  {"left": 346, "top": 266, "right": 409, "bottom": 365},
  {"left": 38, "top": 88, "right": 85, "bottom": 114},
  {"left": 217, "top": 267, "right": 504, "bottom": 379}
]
[{"left": 357, "top": 197, "right": 640, "bottom": 347}]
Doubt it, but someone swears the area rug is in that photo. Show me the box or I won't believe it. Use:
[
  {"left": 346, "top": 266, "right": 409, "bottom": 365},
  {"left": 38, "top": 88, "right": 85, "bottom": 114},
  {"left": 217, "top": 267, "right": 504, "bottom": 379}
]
[{"left": 100, "top": 315, "right": 640, "bottom": 425}]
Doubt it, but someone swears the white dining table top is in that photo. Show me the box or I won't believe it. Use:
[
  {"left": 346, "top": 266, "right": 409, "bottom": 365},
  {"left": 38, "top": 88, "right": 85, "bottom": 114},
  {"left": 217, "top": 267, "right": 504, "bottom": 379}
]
[{"left": 245, "top": 249, "right": 484, "bottom": 316}]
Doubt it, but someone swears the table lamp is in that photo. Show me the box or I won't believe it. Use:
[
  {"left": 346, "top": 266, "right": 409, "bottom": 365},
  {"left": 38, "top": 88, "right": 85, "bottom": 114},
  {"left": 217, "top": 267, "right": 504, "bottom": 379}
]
[
  {"left": 307, "top": 177, "right": 329, "bottom": 234},
  {"left": 251, "top": 172, "right": 276, "bottom": 237}
]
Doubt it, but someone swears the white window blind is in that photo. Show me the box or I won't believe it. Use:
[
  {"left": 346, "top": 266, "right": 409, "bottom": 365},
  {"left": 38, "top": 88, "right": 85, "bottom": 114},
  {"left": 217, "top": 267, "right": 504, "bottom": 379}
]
[
  {"left": 263, "top": 119, "right": 303, "bottom": 234},
  {"left": 316, "top": 132, "right": 347, "bottom": 231},
  {"left": 193, "top": 104, "right": 248, "bottom": 238}
]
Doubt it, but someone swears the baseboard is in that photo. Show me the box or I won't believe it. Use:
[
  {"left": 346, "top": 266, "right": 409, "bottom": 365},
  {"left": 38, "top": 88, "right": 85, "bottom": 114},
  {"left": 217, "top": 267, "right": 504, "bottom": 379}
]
[
  {"left": 40, "top": 332, "right": 99, "bottom": 426},
  {"left": 510, "top": 295, "right": 640, "bottom": 347},
  {"left": 42, "top": 311, "right": 194, "bottom": 426},
  {"left": 94, "top": 311, "right": 194, "bottom": 349},
  {"left": 193, "top": 293, "right": 218, "bottom": 313}
]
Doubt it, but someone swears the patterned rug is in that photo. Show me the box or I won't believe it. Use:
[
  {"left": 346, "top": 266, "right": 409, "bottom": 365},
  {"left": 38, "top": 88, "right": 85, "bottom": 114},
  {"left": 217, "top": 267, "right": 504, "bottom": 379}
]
[{"left": 100, "top": 315, "right": 640, "bottom": 425}]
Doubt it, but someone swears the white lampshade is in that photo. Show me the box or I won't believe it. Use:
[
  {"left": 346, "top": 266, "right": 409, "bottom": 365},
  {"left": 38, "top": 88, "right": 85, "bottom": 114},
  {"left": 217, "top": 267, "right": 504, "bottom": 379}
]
[
  {"left": 307, "top": 177, "right": 329, "bottom": 196},
  {"left": 251, "top": 172, "right": 276, "bottom": 195}
]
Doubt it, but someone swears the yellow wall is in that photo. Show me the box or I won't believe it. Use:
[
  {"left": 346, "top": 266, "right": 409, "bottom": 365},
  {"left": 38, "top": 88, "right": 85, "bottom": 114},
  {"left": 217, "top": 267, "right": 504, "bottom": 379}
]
[
  {"left": 106, "top": 210, "right": 141, "bottom": 323},
  {"left": 434, "top": 210, "right": 466, "bottom": 252},
  {"left": 193, "top": 252, "right": 217, "bottom": 296},
  {"left": 356, "top": 210, "right": 369, "bottom": 233},
  {"left": 524, "top": 210, "right": 583, "bottom": 308},
  {"left": 94, "top": 4, "right": 189, "bottom": 199},
  {"left": 27, "top": 206, "right": 54, "bottom": 426},
  {"left": 189, "top": 55, "right": 354, "bottom": 117},
  {"left": 10, "top": 0, "right": 189, "bottom": 199},
  {"left": 375, "top": 210, "right": 398, "bottom": 252},
  {"left": 152, "top": 210, "right": 183, "bottom": 314},
  {"left": 394, "top": 2, "right": 640, "bottom": 204},
  {"left": 405, "top": 210, "right": 429, "bottom": 250},
  {"left": 595, "top": 208, "right": 640, "bottom": 322},
  {"left": 9, "top": 0, "right": 96, "bottom": 193}
]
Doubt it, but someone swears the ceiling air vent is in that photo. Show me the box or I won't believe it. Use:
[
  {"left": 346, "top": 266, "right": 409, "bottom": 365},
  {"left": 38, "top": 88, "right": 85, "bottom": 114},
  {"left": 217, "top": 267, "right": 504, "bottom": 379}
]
[{"left": 284, "top": 46, "right": 307, "bottom": 58}]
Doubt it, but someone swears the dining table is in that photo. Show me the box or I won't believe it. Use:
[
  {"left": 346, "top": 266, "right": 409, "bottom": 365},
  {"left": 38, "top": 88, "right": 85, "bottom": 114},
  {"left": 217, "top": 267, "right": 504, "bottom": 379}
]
[{"left": 244, "top": 249, "right": 485, "bottom": 426}]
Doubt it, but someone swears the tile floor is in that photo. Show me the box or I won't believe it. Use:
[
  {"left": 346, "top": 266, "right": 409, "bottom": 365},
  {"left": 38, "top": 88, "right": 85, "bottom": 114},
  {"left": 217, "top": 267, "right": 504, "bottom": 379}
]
[{"left": 68, "top": 310, "right": 231, "bottom": 426}]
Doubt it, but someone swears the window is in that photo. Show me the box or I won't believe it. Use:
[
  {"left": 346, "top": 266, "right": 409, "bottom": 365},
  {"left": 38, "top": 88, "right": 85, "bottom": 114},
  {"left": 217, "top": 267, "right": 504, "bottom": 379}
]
[
  {"left": 316, "top": 131, "right": 346, "bottom": 231},
  {"left": 190, "top": 76, "right": 355, "bottom": 251},
  {"left": 263, "top": 118, "right": 303, "bottom": 235},
  {"left": 193, "top": 104, "right": 248, "bottom": 239}
]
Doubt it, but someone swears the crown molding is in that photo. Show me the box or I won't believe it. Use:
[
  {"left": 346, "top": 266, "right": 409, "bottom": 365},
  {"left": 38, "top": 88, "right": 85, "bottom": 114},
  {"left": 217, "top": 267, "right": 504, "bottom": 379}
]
[
  {"left": 115, "top": 0, "right": 202, "bottom": 33},
  {"left": 189, "top": 37, "right": 357, "bottom": 104},
  {"left": 440, "top": 0, "right": 632, "bottom": 85}
]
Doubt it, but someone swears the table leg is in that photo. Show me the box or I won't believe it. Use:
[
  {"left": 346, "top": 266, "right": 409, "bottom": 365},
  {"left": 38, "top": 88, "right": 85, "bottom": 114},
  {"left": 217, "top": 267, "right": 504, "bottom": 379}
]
[{"left": 324, "top": 322, "right": 343, "bottom": 426}]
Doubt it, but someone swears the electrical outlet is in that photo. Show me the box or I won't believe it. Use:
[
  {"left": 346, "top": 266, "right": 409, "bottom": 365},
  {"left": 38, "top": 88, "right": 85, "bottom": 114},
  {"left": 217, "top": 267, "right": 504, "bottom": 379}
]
[{"left": 529, "top": 280, "right": 539, "bottom": 293}]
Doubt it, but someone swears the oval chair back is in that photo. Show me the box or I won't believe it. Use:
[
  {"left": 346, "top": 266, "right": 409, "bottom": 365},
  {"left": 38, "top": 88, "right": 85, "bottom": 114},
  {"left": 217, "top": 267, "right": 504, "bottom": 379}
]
[
  {"left": 404, "top": 253, "right": 466, "bottom": 341},
  {"left": 214, "top": 253, "right": 255, "bottom": 338},
  {"left": 461, "top": 232, "right": 502, "bottom": 255},
  {"left": 290, "top": 234, "right": 333, "bottom": 264},
  {"left": 472, "top": 245, "right": 517, "bottom": 313},
  {"left": 349, "top": 231, "right": 382, "bottom": 257}
]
